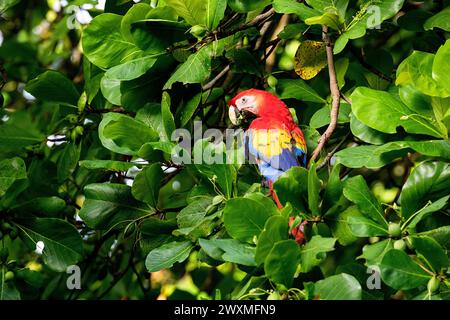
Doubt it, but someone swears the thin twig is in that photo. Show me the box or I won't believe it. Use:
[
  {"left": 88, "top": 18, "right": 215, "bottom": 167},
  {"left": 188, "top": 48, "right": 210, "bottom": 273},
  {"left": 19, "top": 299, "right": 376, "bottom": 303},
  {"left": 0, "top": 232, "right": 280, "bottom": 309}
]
[
  {"left": 202, "top": 65, "right": 231, "bottom": 90},
  {"left": 308, "top": 26, "right": 341, "bottom": 168},
  {"left": 316, "top": 133, "right": 350, "bottom": 170}
]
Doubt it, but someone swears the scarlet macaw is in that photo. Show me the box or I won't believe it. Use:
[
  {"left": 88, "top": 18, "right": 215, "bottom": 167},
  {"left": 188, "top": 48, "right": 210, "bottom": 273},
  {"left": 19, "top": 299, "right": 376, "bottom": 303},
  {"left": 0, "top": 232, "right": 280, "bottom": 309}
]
[{"left": 228, "top": 89, "right": 308, "bottom": 243}]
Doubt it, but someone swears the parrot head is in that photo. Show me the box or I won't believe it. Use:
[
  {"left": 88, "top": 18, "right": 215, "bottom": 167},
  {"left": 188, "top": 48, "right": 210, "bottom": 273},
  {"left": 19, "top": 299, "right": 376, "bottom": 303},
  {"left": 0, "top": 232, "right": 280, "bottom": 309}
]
[{"left": 228, "top": 89, "right": 291, "bottom": 125}]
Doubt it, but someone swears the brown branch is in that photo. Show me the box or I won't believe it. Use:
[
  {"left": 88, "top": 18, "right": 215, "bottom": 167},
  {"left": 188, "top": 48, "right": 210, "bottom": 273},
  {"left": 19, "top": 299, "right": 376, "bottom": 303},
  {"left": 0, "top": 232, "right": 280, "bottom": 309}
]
[
  {"left": 316, "top": 133, "right": 350, "bottom": 171},
  {"left": 87, "top": 107, "right": 135, "bottom": 116},
  {"left": 202, "top": 65, "right": 231, "bottom": 91},
  {"left": 308, "top": 26, "right": 341, "bottom": 168}
]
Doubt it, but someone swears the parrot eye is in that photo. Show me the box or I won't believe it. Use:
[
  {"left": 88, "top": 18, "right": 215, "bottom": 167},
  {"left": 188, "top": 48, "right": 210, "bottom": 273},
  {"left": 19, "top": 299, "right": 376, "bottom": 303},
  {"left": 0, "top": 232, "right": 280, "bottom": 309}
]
[{"left": 241, "top": 97, "right": 247, "bottom": 104}]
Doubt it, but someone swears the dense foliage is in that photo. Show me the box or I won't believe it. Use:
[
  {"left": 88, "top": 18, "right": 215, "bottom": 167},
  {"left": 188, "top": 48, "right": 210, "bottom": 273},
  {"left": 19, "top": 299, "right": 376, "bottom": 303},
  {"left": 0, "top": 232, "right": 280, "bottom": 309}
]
[{"left": 0, "top": 0, "right": 449, "bottom": 300}]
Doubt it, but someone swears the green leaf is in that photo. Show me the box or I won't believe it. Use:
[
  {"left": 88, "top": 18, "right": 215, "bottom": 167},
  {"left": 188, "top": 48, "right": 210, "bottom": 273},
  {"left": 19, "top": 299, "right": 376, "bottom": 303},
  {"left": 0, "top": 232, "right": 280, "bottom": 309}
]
[
  {"left": 25, "top": 70, "right": 79, "bottom": 105},
  {"left": 179, "top": 91, "right": 202, "bottom": 127},
  {"left": 145, "top": 240, "right": 194, "bottom": 272},
  {"left": 0, "top": 123, "right": 45, "bottom": 152},
  {"left": 164, "top": 46, "right": 212, "bottom": 89},
  {"left": 104, "top": 56, "right": 158, "bottom": 82},
  {"left": 0, "top": 0, "right": 20, "bottom": 11},
  {"left": 328, "top": 206, "right": 361, "bottom": 246},
  {"left": 223, "top": 198, "right": 275, "bottom": 243},
  {"left": 264, "top": 239, "right": 300, "bottom": 287},
  {"left": 98, "top": 113, "right": 159, "bottom": 156},
  {"left": 396, "top": 51, "right": 450, "bottom": 98},
  {"left": 79, "top": 183, "right": 151, "bottom": 230},
  {"left": 277, "top": 79, "right": 326, "bottom": 103},
  {"left": 273, "top": 0, "right": 320, "bottom": 20},
  {"left": 348, "top": 216, "right": 389, "bottom": 237},
  {"left": 131, "top": 163, "right": 163, "bottom": 208},
  {"left": 343, "top": 175, "right": 387, "bottom": 227},
  {"left": 274, "top": 167, "right": 308, "bottom": 212},
  {"left": 194, "top": 142, "right": 237, "bottom": 199},
  {"left": 359, "top": 239, "right": 394, "bottom": 266},
  {"left": 351, "top": 87, "right": 444, "bottom": 138},
  {"left": 400, "top": 161, "right": 450, "bottom": 220},
  {"left": 161, "top": 91, "right": 176, "bottom": 140},
  {"left": 424, "top": 7, "right": 450, "bottom": 32},
  {"left": 411, "top": 236, "right": 449, "bottom": 273},
  {"left": 57, "top": 142, "right": 81, "bottom": 183},
  {"left": 379, "top": 249, "right": 430, "bottom": 290},
  {"left": 416, "top": 226, "right": 450, "bottom": 250},
  {"left": 308, "top": 163, "right": 321, "bottom": 214},
  {"left": 199, "top": 238, "right": 256, "bottom": 266},
  {"left": 82, "top": 14, "right": 145, "bottom": 69},
  {"left": 0, "top": 268, "right": 20, "bottom": 300},
  {"left": 176, "top": 197, "right": 212, "bottom": 229},
  {"left": 314, "top": 273, "right": 362, "bottom": 300},
  {"left": 228, "top": 0, "right": 272, "bottom": 13},
  {"left": 335, "top": 140, "right": 450, "bottom": 169},
  {"left": 350, "top": 113, "right": 392, "bottom": 145},
  {"left": 16, "top": 218, "right": 84, "bottom": 272},
  {"left": 255, "top": 215, "right": 289, "bottom": 265},
  {"left": 79, "top": 160, "right": 135, "bottom": 172},
  {"left": 333, "top": 0, "right": 406, "bottom": 54},
  {"left": 205, "top": 0, "right": 227, "bottom": 30},
  {"left": 305, "top": 12, "right": 342, "bottom": 31},
  {"left": 405, "top": 195, "right": 449, "bottom": 232},
  {"left": 164, "top": 0, "right": 207, "bottom": 26},
  {"left": 0, "top": 157, "right": 26, "bottom": 197},
  {"left": 300, "top": 235, "right": 336, "bottom": 273},
  {"left": 432, "top": 40, "right": 450, "bottom": 93}
]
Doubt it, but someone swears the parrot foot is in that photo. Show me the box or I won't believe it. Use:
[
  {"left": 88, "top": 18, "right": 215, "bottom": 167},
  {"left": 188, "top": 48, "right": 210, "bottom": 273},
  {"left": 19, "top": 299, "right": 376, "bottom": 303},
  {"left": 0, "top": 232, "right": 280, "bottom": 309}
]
[{"left": 268, "top": 181, "right": 283, "bottom": 209}]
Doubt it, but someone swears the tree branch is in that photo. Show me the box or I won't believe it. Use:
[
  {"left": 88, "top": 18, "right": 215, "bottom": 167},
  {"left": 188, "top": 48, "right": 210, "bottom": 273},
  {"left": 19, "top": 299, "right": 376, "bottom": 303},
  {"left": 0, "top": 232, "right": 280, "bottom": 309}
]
[{"left": 308, "top": 26, "right": 341, "bottom": 168}]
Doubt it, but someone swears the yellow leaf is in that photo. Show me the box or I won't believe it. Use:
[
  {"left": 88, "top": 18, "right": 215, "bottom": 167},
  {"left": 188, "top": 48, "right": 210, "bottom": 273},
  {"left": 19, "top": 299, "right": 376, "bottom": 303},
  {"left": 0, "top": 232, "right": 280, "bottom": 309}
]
[{"left": 294, "top": 40, "right": 327, "bottom": 80}]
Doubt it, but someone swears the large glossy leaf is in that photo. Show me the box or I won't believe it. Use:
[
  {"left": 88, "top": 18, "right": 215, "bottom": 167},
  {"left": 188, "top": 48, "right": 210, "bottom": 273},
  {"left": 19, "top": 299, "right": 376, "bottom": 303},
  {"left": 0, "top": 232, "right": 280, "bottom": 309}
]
[
  {"left": 347, "top": 216, "right": 389, "bottom": 237},
  {"left": 274, "top": 167, "right": 308, "bottom": 212},
  {"left": 405, "top": 195, "right": 449, "bottom": 232},
  {"left": 255, "top": 215, "right": 289, "bottom": 265},
  {"left": 379, "top": 249, "right": 430, "bottom": 290},
  {"left": 57, "top": 142, "right": 81, "bottom": 183},
  {"left": 335, "top": 140, "right": 450, "bottom": 169},
  {"left": 328, "top": 206, "right": 361, "bottom": 246},
  {"left": 145, "top": 240, "right": 194, "bottom": 272},
  {"left": 351, "top": 87, "right": 444, "bottom": 138},
  {"left": 132, "top": 163, "right": 163, "bottom": 208},
  {"left": 82, "top": 14, "right": 145, "bottom": 69},
  {"left": 98, "top": 113, "right": 159, "bottom": 156},
  {"left": 277, "top": 79, "right": 325, "bottom": 103},
  {"left": 0, "top": 157, "right": 26, "bottom": 197},
  {"left": 343, "top": 176, "right": 387, "bottom": 227},
  {"left": 199, "top": 238, "right": 256, "bottom": 266},
  {"left": 228, "top": 0, "right": 272, "bottom": 13},
  {"left": 400, "top": 161, "right": 450, "bottom": 219},
  {"left": 25, "top": 71, "right": 79, "bottom": 105},
  {"left": 432, "top": 40, "right": 450, "bottom": 92},
  {"left": 424, "top": 7, "right": 450, "bottom": 32},
  {"left": 16, "top": 218, "right": 84, "bottom": 272},
  {"left": 0, "top": 123, "right": 44, "bottom": 152},
  {"left": 264, "top": 240, "right": 301, "bottom": 287},
  {"left": 314, "top": 273, "right": 362, "bottom": 300},
  {"left": 164, "top": 46, "right": 211, "bottom": 89},
  {"left": 205, "top": 0, "right": 227, "bottom": 30},
  {"left": 411, "top": 236, "right": 449, "bottom": 273},
  {"left": 359, "top": 239, "right": 393, "bottom": 266},
  {"left": 79, "top": 160, "right": 135, "bottom": 172},
  {"left": 103, "top": 56, "right": 158, "bottom": 82},
  {"left": 164, "top": 0, "right": 207, "bottom": 26},
  {"left": 223, "top": 198, "right": 275, "bottom": 243},
  {"left": 273, "top": 0, "right": 320, "bottom": 20},
  {"left": 300, "top": 235, "right": 336, "bottom": 273},
  {"left": 396, "top": 51, "right": 450, "bottom": 98},
  {"left": 308, "top": 163, "right": 321, "bottom": 214},
  {"left": 350, "top": 113, "right": 392, "bottom": 145},
  {"left": 79, "top": 183, "right": 151, "bottom": 230}
]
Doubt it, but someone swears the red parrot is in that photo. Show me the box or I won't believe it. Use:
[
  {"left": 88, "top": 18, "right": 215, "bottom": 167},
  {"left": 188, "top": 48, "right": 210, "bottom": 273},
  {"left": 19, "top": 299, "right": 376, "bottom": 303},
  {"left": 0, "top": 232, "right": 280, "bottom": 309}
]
[{"left": 228, "top": 89, "right": 308, "bottom": 243}]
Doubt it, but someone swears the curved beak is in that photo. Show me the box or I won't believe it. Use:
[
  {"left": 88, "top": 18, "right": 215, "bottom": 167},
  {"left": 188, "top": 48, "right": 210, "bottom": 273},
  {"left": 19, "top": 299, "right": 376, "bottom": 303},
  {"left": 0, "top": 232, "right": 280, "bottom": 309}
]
[{"left": 228, "top": 105, "right": 241, "bottom": 125}]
